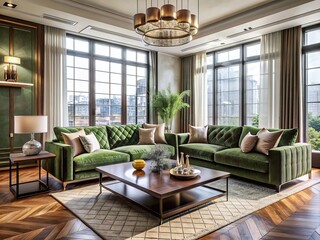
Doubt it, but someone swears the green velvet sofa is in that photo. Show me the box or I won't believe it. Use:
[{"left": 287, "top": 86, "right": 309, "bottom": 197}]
[
  {"left": 178, "top": 125, "right": 312, "bottom": 192},
  {"left": 44, "top": 124, "right": 177, "bottom": 189}
]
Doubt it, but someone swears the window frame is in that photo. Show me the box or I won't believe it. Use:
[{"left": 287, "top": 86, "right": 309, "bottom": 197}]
[
  {"left": 207, "top": 40, "right": 260, "bottom": 126},
  {"left": 302, "top": 24, "right": 320, "bottom": 143},
  {"left": 66, "top": 34, "right": 149, "bottom": 126}
]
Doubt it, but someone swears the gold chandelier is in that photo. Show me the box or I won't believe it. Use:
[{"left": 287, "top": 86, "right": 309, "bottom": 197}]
[{"left": 134, "top": 0, "right": 199, "bottom": 47}]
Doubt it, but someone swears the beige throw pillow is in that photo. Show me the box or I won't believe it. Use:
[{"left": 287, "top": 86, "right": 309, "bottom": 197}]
[
  {"left": 79, "top": 132, "right": 100, "bottom": 153},
  {"left": 143, "top": 123, "right": 167, "bottom": 144},
  {"left": 138, "top": 128, "right": 156, "bottom": 145},
  {"left": 240, "top": 132, "right": 258, "bottom": 153},
  {"left": 254, "top": 128, "right": 283, "bottom": 155},
  {"left": 188, "top": 125, "right": 208, "bottom": 143},
  {"left": 61, "top": 129, "right": 86, "bottom": 157}
]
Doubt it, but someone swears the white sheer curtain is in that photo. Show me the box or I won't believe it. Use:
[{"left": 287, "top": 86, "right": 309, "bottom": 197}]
[
  {"left": 259, "top": 31, "right": 281, "bottom": 128},
  {"left": 193, "top": 52, "right": 207, "bottom": 127},
  {"left": 44, "top": 26, "right": 67, "bottom": 140}
]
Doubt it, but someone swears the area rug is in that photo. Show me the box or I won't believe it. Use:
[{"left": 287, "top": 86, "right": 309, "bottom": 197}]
[{"left": 51, "top": 176, "right": 319, "bottom": 240}]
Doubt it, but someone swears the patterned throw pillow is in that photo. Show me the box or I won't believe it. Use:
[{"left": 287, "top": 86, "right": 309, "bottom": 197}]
[
  {"left": 138, "top": 128, "right": 156, "bottom": 145},
  {"left": 188, "top": 125, "right": 208, "bottom": 143},
  {"left": 254, "top": 128, "right": 283, "bottom": 155},
  {"left": 61, "top": 129, "right": 86, "bottom": 157},
  {"left": 143, "top": 123, "right": 167, "bottom": 144},
  {"left": 79, "top": 132, "right": 100, "bottom": 153},
  {"left": 240, "top": 132, "right": 258, "bottom": 153}
]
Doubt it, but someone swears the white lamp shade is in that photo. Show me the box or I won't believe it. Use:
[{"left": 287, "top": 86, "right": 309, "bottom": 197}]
[
  {"left": 4, "top": 56, "right": 21, "bottom": 65},
  {"left": 14, "top": 116, "right": 48, "bottom": 134}
]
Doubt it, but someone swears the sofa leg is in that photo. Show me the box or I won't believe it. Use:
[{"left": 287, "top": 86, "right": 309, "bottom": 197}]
[
  {"left": 63, "top": 182, "right": 68, "bottom": 191},
  {"left": 276, "top": 185, "right": 281, "bottom": 193},
  {"left": 308, "top": 172, "right": 312, "bottom": 179}
]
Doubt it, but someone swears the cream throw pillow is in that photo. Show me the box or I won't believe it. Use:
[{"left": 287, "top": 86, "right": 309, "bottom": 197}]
[
  {"left": 240, "top": 132, "right": 258, "bottom": 153},
  {"left": 188, "top": 125, "right": 208, "bottom": 143},
  {"left": 138, "top": 128, "right": 156, "bottom": 145},
  {"left": 79, "top": 132, "right": 100, "bottom": 153},
  {"left": 254, "top": 128, "right": 283, "bottom": 155},
  {"left": 143, "top": 123, "right": 167, "bottom": 144},
  {"left": 61, "top": 129, "right": 86, "bottom": 157}
]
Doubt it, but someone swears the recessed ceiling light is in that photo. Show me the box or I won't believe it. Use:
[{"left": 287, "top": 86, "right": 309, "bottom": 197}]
[{"left": 3, "top": 2, "right": 17, "bottom": 8}]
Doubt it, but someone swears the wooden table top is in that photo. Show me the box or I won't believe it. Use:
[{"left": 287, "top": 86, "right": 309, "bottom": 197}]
[
  {"left": 9, "top": 151, "right": 56, "bottom": 163},
  {"left": 96, "top": 160, "right": 230, "bottom": 198}
]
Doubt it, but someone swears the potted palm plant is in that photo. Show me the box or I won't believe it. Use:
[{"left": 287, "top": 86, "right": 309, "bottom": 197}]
[{"left": 153, "top": 87, "right": 190, "bottom": 133}]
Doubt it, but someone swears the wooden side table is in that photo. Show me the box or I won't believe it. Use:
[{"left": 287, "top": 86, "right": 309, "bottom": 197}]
[{"left": 9, "top": 150, "right": 56, "bottom": 198}]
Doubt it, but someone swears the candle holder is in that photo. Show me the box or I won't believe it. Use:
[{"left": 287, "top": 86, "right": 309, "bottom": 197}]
[{"left": 4, "top": 56, "right": 20, "bottom": 82}]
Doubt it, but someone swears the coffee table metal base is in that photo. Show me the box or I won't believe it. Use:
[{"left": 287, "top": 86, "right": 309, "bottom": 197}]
[{"left": 99, "top": 173, "right": 228, "bottom": 224}]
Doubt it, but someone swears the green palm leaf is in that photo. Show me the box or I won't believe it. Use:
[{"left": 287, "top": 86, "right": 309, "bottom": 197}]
[{"left": 153, "top": 87, "right": 190, "bottom": 127}]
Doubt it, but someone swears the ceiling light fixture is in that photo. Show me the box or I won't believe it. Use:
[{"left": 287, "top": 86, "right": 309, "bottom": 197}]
[
  {"left": 134, "top": 0, "right": 199, "bottom": 47},
  {"left": 3, "top": 2, "right": 17, "bottom": 8}
]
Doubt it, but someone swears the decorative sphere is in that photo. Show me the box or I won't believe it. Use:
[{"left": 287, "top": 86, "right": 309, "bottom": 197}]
[{"left": 132, "top": 159, "right": 146, "bottom": 170}]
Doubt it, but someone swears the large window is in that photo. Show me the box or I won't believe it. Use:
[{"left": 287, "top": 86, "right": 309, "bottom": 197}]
[
  {"left": 66, "top": 35, "right": 148, "bottom": 126},
  {"left": 207, "top": 42, "right": 261, "bottom": 126},
  {"left": 303, "top": 25, "right": 320, "bottom": 150}
]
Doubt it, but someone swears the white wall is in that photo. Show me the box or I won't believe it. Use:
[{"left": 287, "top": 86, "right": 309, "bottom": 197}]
[{"left": 157, "top": 52, "right": 181, "bottom": 132}]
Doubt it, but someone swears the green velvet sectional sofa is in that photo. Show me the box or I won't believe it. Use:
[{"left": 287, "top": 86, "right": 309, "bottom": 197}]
[
  {"left": 178, "top": 125, "right": 312, "bottom": 192},
  {"left": 44, "top": 124, "right": 177, "bottom": 189}
]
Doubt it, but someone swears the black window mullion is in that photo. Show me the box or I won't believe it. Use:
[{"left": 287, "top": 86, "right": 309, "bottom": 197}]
[
  {"left": 89, "top": 41, "right": 95, "bottom": 125},
  {"left": 213, "top": 53, "right": 218, "bottom": 125},
  {"left": 122, "top": 50, "right": 127, "bottom": 124},
  {"left": 240, "top": 45, "right": 245, "bottom": 126}
]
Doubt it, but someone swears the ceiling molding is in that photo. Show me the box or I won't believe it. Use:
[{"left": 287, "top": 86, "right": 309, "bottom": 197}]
[
  {"left": 53, "top": 0, "right": 132, "bottom": 23},
  {"left": 80, "top": 25, "right": 141, "bottom": 42},
  {"left": 227, "top": 7, "right": 320, "bottom": 39},
  {"left": 197, "top": 0, "right": 312, "bottom": 38},
  {"left": 43, "top": 14, "right": 78, "bottom": 26},
  {"left": 181, "top": 39, "right": 220, "bottom": 52}
]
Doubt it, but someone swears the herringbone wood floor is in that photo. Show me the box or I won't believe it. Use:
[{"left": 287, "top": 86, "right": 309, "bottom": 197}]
[{"left": 0, "top": 168, "right": 319, "bottom": 240}]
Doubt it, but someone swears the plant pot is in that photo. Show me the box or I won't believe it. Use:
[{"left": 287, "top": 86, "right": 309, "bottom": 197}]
[{"left": 165, "top": 118, "right": 173, "bottom": 133}]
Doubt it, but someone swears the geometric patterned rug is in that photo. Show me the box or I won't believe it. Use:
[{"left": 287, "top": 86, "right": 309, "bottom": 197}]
[{"left": 52, "top": 176, "right": 319, "bottom": 240}]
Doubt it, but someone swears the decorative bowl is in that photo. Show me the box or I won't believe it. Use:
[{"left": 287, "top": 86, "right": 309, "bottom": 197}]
[
  {"left": 132, "top": 159, "right": 146, "bottom": 170},
  {"left": 169, "top": 168, "right": 201, "bottom": 180}
]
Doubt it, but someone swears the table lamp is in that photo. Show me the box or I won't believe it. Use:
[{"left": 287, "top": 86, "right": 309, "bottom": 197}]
[
  {"left": 14, "top": 116, "right": 48, "bottom": 156},
  {"left": 4, "top": 56, "right": 21, "bottom": 82}
]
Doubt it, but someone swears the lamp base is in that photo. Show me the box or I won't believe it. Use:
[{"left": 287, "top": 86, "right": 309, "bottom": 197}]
[{"left": 22, "top": 139, "right": 42, "bottom": 156}]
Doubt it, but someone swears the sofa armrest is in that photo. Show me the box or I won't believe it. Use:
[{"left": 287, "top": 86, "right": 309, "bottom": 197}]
[
  {"left": 177, "top": 133, "right": 190, "bottom": 145},
  {"left": 44, "top": 141, "right": 74, "bottom": 182},
  {"left": 268, "top": 143, "right": 312, "bottom": 187},
  {"left": 164, "top": 133, "right": 178, "bottom": 159}
]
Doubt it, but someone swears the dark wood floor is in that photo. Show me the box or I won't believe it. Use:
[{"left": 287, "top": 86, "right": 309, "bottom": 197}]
[{"left": 0, "top": 168, "right": 319, "bottom": 240}]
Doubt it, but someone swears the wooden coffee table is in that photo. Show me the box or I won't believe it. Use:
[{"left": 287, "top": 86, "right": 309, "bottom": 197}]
[{"left": 96, "top": 160, "right": 230, "bottom": 223}]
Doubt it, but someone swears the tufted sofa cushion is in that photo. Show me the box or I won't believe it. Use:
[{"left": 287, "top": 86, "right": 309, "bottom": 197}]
[
  {"left": 215, "top": 148, "right": 269, "bottom": 173},
  {"left": 207, "top": 125, "right": 243, "bottom": 148},
  {"left": 106, "top": 124, "right": 141, "bottom": 149},
  {"left": 54, "top": 126, "right": 110, "bottom": 149}
]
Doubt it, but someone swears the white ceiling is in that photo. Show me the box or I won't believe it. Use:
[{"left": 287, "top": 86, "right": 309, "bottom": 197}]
[{"left": 1, "top": 0, "right": 320, "bottom": 56}]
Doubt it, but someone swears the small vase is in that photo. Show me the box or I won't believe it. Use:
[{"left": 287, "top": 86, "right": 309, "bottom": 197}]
[
  {"left": 164, "top": 118, "right": 173, "bottom": 133},
  {"left": 180, "top": 152, "right": 185, "bottom": 168},
  {"left": 185, "top": 155, "right": 190, "bottom": 168},
  {"left": 176, "top": 155, "right": 181, "bottom": 167}
]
